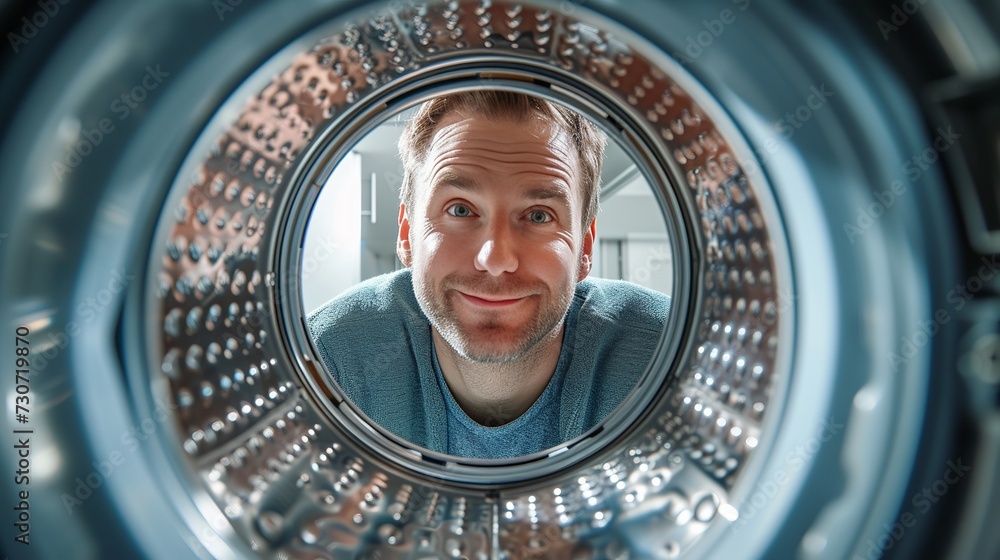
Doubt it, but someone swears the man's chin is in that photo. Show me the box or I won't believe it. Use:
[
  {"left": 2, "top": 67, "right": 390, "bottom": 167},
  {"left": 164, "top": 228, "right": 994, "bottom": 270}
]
[{"left": 448, "top": 334, "right": 531, "bottom": 364}]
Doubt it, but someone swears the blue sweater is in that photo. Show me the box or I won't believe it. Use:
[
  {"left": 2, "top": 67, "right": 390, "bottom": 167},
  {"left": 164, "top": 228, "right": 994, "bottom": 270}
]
[{"left": 307, "top": 269, "right": 669, "bottom": 459}]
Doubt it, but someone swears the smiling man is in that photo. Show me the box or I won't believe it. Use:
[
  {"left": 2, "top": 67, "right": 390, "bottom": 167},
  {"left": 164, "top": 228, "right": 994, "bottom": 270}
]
[{"left": 308, "top": 91, "right": 670, "bottom": 459}]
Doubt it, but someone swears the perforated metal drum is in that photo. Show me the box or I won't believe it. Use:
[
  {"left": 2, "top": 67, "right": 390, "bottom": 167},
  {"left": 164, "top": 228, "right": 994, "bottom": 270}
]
[{"left": 144, "top": 2, "right": 790, "bottom": 557}]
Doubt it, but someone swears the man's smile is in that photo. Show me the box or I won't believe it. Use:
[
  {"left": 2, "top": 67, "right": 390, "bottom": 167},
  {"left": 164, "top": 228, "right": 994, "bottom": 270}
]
[{"left": 456, "top": 291, "right": 529, "bottom": 308}]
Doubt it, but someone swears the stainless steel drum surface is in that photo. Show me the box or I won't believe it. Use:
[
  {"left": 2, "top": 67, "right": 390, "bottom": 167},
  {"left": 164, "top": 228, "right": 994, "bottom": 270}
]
[{"left": 0, "top": 1, "right": 997, "bottom": 559}]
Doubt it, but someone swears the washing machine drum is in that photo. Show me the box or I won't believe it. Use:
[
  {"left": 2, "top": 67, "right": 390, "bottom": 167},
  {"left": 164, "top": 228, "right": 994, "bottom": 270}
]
[{"left": 0, "top": 1, "right": 996, "bottom": 559}]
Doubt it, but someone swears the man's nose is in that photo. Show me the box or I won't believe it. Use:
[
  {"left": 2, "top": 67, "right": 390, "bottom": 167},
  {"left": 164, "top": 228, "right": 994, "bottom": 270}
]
[{"left": 474, "top": 220, "right": 519, "bottom": 276}]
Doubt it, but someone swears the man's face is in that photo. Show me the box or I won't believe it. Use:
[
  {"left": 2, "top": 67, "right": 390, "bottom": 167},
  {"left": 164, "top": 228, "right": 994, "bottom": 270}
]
[{"left": 398, "top": 111, "right": 596, "bottom": 363}]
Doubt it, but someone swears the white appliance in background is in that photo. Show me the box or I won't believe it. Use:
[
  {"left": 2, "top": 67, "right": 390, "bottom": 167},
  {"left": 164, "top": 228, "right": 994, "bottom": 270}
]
[
  {"left": 597, "top": 236, "right": 673, "bottom": 295},
  {"left": 301, "top": 151, "right": 362, "bottom": 313}
]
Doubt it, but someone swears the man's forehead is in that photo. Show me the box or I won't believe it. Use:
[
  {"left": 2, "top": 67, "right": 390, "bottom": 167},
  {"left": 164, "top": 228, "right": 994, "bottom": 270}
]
[
  {"left": 428, "top": 110, "right": 567, "bottom": 147},
  {"left": 420, "top": 145, "right": 579, "bottom": 200},
  {"left": 422, "top": 112, "right": 578, "bottom": 175},
  {"left": 409, "top": 110, "right": 585, "bottom": 210}
]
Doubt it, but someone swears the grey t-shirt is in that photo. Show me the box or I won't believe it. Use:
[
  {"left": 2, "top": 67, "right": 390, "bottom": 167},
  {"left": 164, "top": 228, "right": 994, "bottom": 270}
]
[{"left": 307, "top": 269, "right": 669, "bottom": 459}]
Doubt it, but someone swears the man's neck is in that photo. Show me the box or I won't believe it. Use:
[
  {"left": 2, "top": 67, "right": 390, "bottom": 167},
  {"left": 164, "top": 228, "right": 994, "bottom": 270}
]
[{"left": 432, "top": 325, "right": 565, "bottom": 427}]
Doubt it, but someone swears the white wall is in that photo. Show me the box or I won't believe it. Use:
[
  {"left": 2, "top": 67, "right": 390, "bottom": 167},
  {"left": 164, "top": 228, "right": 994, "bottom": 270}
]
[
  {"left": 591, "top": 172, "right": 673, "bottom": 295},
  {"left": 302, "top": 152, "right": 362, "bottom": 313}
]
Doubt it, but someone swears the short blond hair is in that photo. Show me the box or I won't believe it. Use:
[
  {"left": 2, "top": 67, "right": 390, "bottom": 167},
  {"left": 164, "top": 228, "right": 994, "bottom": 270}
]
[{"left": 397, "top": 91, "right": 606, "bottom": 227}]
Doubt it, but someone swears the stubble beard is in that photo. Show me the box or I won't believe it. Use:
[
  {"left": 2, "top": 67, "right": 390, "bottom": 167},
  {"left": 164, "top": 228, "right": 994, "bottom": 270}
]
[{"left": 413, "top": 271, "right": 575, "bottom": 364}]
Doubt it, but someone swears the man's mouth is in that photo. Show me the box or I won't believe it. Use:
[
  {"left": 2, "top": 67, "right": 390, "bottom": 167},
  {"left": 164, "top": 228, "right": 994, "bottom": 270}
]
[{"left": 457, "top": 291, "right": 527, "bottom": 308}]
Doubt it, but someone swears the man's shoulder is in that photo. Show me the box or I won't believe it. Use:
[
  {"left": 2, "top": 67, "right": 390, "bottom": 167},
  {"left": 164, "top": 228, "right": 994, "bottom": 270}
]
[
  {"left": 560, "top": 278, "right": 670, "bottom": 433},
  {"left": 574, "top": 277, "right": 671, "bottom": 331},
  {"left": 307, "top": 269, "right": 415, "bottom": 330}
]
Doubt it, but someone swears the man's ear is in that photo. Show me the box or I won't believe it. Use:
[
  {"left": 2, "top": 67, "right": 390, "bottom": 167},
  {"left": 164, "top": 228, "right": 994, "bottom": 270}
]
[
  {"left": 396, "top": 203, "right": 412, "bottom": 267},
  {"left": 578, "top": 218, "right": 596, "bottom": 281}
]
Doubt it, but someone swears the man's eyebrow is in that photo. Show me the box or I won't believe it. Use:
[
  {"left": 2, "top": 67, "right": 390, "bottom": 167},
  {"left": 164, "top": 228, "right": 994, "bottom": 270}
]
[
  {"left": 525, "top": 186, "right": 571, "bottom": 204},
  {"left": 430, "top": 170, "right": 479, "bottom": 191}
]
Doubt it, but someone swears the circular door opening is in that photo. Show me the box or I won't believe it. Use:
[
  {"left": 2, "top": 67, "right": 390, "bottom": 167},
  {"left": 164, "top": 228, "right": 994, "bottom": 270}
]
[{"left": 142, "top": 1, "right": 792, "bottom": 556}]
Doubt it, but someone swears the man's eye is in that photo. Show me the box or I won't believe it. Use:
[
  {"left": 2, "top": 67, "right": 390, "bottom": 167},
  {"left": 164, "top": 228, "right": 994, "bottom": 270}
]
[
  {"left": 528, "top": 210, "right": 552, "bottom": 223},
  {"left": 447, "top": 203, "right": 473, "bottom": 217}
]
